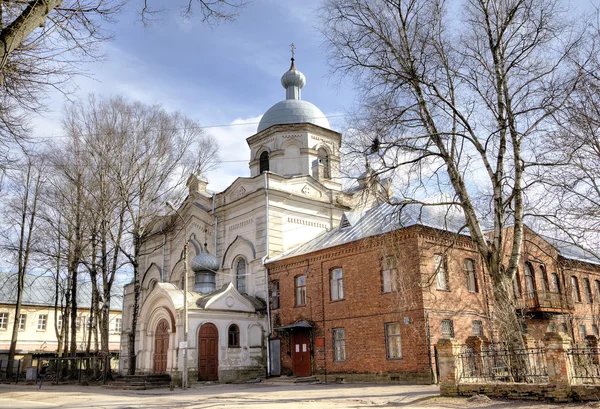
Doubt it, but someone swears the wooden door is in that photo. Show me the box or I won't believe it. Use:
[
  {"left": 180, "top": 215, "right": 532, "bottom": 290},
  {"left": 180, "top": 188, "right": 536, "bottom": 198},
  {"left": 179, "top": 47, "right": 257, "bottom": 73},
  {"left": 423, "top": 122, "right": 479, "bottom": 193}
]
[
  {"left": 198, "top": 323, "right": 219, "bottom": 381},
  {"left": 291, "top": 331, "right": 311, "bottom": 377},
  {"left": 153, "top": 319, "right": 169, "bottom": 374}
]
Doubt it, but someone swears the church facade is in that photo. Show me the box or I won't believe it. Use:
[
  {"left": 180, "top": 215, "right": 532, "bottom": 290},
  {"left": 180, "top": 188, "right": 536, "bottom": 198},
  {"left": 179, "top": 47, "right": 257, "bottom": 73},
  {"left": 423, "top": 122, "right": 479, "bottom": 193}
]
[{"left": 119, "top": 58, "right": 367, "bottom": 382}]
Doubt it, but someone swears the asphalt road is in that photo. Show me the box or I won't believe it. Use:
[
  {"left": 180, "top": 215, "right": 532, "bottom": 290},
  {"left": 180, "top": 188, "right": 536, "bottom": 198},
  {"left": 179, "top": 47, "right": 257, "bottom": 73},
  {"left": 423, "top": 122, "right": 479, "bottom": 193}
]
[{"left": 0, "top": 381, "right": 596, "bottom": 409}]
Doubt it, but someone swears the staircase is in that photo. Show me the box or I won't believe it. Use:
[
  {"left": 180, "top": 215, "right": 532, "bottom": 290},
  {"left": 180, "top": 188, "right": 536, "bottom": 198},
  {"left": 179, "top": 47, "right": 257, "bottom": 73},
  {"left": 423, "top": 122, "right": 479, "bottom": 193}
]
[
  {"left": 105, "top": 374, "right": 172, "bottom": 390},
  {"left": 265, "top": 375, "right": 321, "bottom": 384}
]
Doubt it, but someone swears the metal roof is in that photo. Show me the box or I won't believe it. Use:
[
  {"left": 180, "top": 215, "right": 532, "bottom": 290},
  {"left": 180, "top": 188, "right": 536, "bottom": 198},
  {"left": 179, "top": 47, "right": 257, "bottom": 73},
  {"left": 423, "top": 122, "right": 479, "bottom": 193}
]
[
  {"left": 269, "top": 202, "right": 467, "bottom": 262},
  {"left": 0, "top": 272, "right": 124, "bottom": 311},
  {"left": 542, "top": 236, "right": 600, "bottom": 266}
]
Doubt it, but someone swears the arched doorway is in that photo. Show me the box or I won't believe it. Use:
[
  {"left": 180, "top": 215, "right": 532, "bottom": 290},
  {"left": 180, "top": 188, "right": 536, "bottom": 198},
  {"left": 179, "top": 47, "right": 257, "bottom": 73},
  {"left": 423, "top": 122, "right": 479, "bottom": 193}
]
[
  {"left": 198, "top": 323, "right": 219, "bottom": 381},
  {"left": 153, "top": 319, "right": 170, "bottom": 374}
]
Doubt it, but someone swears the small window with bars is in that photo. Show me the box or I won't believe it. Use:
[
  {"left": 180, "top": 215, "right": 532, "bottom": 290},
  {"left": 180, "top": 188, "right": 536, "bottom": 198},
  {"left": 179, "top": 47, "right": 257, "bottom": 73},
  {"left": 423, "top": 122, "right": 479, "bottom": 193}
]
[
  {"left": 441, "top": 319, "right": 454, "bottom": 338},
  {"left": 472, "top": 320, "right": 483, "bottom": 337}
]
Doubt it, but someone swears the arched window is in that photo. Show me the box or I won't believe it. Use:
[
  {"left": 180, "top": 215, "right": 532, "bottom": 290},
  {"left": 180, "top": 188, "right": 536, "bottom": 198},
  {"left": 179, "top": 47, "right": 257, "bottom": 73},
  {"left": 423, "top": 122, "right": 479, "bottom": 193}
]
[
  {"left": 551, "top": 273, "right": 561, "bottom": 294},
  {"left": 540, "top": 265, "right": 549, "bottom": 293},
  {"left": 524, "top": 262, "right": 536, "bottom": 299},
  {"left": 317, "top": 148, "right": 330, "bottom": 179},
  {"left": 572, "top": 276, "right": 581, "bottom": 303},
  {"left": 464, "top": 258, "right": 478, "bottom": 293},
  {"left": 259, "top": 151, "right": 269, "bottom": 173},
  {"left": 228, "top": 324, "right": 240, "bottom": 347},
  {"left": 236, "top": 258, "right": 247, "bottom": 294}
]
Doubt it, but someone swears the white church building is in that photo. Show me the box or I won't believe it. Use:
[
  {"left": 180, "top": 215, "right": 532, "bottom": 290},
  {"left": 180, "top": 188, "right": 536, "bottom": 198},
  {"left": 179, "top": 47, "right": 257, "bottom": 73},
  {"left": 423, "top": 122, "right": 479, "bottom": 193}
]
[{"left": 118, "top": 57, "right": 382, "bottom": 383}]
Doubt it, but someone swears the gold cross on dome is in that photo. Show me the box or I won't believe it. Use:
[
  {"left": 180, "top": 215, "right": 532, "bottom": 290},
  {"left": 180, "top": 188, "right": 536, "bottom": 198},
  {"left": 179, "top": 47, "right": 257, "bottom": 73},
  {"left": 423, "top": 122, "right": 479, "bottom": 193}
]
[{"left": 290, "top": 43, "right": 296, "bottom": 59}]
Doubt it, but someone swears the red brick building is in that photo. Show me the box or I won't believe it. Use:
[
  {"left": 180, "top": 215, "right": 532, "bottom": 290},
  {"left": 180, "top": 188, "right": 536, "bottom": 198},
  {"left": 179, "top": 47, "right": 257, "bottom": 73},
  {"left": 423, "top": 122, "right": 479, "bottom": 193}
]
[{"left": 266, "top": 203, "right": 600, "bottom": 383}]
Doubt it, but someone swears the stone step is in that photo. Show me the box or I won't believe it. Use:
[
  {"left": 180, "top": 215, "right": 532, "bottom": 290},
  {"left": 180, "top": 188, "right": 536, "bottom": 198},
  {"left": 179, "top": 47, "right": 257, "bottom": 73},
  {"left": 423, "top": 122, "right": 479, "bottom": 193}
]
[{"left": 105, "top": 374, "right": 171, "bottom": 390}]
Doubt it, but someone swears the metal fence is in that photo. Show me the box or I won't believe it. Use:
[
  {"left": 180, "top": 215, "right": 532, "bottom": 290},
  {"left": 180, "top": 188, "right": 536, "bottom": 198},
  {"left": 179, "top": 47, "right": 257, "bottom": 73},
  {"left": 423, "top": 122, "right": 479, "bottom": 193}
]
[
  {"left": 44, "top": 356, "right": 113, "bottom": 385},
  {"left": 458, "top": 342, "right": 548, "bottom": 383},
  {"left": 0, "top": 359, "right": 26, "bottom": 382},
  {"left": 567, "top": 346, "right": 600, "bottom": 384}
]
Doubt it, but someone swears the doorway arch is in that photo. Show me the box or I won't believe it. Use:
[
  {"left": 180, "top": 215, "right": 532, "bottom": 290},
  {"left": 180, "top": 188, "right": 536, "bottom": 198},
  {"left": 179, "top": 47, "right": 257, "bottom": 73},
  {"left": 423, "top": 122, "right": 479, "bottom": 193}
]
[
  {"left": 153, "top": 319, "right": 170, "bottom": 374},
  {"left": 198, "top": 323, "right": 219, "bottom": 381}
]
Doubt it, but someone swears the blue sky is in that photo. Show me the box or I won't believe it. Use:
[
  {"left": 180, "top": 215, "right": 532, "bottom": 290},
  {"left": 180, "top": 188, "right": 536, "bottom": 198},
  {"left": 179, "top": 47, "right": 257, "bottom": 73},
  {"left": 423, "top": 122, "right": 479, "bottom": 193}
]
[{"left": 32, "top": 0, "right": 355, "bottom": 192}]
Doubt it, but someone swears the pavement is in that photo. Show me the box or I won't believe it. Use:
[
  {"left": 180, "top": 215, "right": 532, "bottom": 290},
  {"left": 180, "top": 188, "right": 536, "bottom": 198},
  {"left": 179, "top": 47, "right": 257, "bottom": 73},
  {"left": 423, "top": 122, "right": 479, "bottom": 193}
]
[{"left": 0, "top": 380, "right": 597, "bottom": 408}]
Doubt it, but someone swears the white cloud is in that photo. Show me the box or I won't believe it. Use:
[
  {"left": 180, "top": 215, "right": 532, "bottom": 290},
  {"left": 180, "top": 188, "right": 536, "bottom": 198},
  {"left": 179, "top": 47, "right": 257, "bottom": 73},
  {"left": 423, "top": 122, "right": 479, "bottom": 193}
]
[{"left": 203, "top": 115, "right": 262, "bottom": 192}]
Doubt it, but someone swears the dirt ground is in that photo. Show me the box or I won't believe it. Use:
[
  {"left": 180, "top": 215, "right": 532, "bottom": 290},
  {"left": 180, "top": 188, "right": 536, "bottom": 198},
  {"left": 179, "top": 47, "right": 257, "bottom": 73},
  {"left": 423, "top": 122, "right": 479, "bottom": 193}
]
[{"left": 0, "top": 381, "right": 597, "bottom": 408}]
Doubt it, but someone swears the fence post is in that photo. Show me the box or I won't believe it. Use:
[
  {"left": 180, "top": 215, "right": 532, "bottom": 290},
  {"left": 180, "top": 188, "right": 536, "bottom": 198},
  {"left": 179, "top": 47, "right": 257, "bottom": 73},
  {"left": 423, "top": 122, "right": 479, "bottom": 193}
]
[
  {"left": 544, "top": 332, "right": 572, "bottom": 387},
  {"left": 436, "top": 338, "right": 462, "bottom": 396}
]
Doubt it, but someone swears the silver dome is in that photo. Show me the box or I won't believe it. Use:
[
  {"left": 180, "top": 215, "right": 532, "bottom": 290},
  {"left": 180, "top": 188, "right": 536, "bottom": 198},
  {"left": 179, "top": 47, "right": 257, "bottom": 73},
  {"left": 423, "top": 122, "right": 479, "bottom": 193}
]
[
  {"left": 257, "top": 99, "right": 330, "bottom": 133},
  {"left": 191, "top": 251, "right": 220, "bottom": 273},
  {"left": 257, "top": 58, "right": 330, "bottom": 133}
]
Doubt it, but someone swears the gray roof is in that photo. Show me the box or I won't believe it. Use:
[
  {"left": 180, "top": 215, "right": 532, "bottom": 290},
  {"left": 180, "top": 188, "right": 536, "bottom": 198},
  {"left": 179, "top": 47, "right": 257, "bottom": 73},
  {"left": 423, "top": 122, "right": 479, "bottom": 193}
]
[
  {"left": 543, "top": 236, "right": 600, "bottom": 266},
  {"left": 269, "top": 202, "right": 467, "bottom": 262},
  {"left": 0, "top": 272, "right": 124, "bottom": 311}
]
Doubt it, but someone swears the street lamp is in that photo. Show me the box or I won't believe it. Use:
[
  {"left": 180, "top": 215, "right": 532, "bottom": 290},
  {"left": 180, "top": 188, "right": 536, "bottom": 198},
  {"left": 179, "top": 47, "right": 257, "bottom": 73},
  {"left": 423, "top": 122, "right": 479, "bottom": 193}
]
[{"left": 166, "top": 201, "right": 188, "bottom": 389}]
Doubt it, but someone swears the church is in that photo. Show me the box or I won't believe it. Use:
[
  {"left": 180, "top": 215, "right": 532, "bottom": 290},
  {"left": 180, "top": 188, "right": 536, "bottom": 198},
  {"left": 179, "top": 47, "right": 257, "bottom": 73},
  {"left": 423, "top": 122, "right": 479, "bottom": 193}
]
[{"left": 118, "top": 56, "right": 377, "bottom": 383}]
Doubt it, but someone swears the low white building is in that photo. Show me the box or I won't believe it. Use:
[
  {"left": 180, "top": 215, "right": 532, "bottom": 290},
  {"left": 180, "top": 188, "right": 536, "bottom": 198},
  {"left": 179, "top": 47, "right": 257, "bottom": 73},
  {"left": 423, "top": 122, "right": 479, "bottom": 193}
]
[{"left": 120, "top": 58, "right": 375, "bottom": 382}]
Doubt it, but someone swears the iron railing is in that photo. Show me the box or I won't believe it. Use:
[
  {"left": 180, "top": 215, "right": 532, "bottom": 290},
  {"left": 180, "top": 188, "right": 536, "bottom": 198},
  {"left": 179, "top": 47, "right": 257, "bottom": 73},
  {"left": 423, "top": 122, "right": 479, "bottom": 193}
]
[
  {"left": 567, "top": 347, "right": 600, "bottom": 384},
  {"left": 516, "top": 291, "right": 572, "bottom": 312},
  {"left": 44, "top": 356, "right": 113, "bottom": 385},
  {"left": 458, "top": 342, "right": 548, "bottom": 383}
]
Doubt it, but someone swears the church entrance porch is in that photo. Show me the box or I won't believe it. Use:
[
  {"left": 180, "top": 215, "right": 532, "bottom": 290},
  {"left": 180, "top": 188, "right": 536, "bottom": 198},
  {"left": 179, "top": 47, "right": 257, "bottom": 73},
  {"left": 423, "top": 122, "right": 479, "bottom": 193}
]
[
  {"left": 153, "top": 319, "right": 170, "bottom": 374},
  {"left": 198, "top": 323, "right": 219, "bottom": 381},
  {"left": 291, "top": 330, "right": 311, "bottom": 377}
]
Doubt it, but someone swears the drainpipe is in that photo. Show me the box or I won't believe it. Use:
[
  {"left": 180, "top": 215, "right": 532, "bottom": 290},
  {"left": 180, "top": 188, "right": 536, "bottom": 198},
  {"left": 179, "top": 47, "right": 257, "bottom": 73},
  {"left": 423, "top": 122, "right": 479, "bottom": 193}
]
[
  {"left": 262, "top": 171, "right": 272, "bottom": 378},
  {"left": 212, "top": 194, "right": 218, "bottom": 254},
  {"left": 161, "top": 222, "right": 166, "bottom": 282}
]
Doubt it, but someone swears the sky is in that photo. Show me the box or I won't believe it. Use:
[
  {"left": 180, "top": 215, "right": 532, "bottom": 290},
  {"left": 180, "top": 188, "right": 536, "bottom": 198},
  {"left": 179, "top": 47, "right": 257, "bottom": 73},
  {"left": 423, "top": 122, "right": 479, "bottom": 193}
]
[{"left": 32, "top": 0, "right": 356, "bottom": 193}]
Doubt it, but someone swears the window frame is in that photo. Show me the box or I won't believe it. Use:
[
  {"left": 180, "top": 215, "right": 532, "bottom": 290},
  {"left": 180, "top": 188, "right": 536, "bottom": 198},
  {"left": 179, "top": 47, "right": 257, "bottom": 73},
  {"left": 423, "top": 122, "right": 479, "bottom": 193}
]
[
  {"left": 330, "top": 268, "right": 344, "bottom": 301},
  {"left": 295, "top": 275, "right": 307, "bottom": 307},
  {"left": 18, "top": 314, "right": 27, "bottom": 331},
  {"left": 0, "top": 312, "right": 8, "bottom": 330},
  {"left": 115, "top": 317, "right": 122, "bottom": 333},
  {"left": 435, "top": 254, "right": 449, "bottom": 291},
  {"left": 472, "top": 320, "right": 483, "bottom": 337},
  {"left": 441, "top": 319, "right": 454, "bottom": 338},
  {"left": 271, "top": 280, "right": 280, "bottom": 310},
  {"left": 235, "top": 257, "right": 247, "bottom": 294},
  {"left": 259, "top": 151, "right": 270, "bottom": 173},
  {"left": 228, "top": 324, "right": 240, "bottom": 348},
  {"left": 540, "top": 265, "right": 550, "bottom": 293},
  {"left": 584, "top": 278, "right": 593, "bottom": 304},
  {"left": 551, "top": 273, "right": 561, "bottom": 294},
  {"left": 524, "top": 262, "right": 536, "bottom": 298},
  {"left": 385, "top": 322, "right": 402, "bottom": 359},
  {"left": 332, "top": 328, "right": 346, "bottom": 362},
  {"left": 37, "top": 314, "right": 47, "bottom": 331},
  {"left": 464, "top": 258, "right": 478, "bottom": 293},
  {"left": 580, "top": 324, "right": 587, "bottom": 340},
  {"left": 571, "top": 276, "right": 581, "bottom": 303},
  {"left": 381, "top": 256, "right": 398, "bottom": 293}
]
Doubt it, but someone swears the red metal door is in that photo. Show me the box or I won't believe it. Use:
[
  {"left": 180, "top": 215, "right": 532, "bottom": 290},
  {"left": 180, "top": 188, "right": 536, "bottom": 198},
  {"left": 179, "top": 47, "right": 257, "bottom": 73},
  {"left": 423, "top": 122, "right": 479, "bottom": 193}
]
[
  {"left": 198, "top": 323, "right": 219, "bottom": 381},
  {"left": 291, "top": 331, "right": 311, "bottom": 377},
  {"left": 153, "top": 319, "right": 169, "bottom": 374}
]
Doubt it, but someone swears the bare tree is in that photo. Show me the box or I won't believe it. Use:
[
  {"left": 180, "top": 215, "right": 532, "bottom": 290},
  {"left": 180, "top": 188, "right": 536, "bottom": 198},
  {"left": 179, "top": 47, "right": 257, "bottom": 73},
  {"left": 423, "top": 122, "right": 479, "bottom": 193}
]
[
  {"left": 0, "top": 150, "right": 46, "bottom": 378},
  {"left": 321, "top": 0, "right": 590, "bottom": 345}
]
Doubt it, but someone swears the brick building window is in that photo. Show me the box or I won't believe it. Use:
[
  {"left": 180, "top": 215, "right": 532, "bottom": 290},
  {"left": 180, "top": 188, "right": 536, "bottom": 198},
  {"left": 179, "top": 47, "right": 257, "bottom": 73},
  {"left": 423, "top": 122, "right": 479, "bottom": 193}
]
[
  {"left": 584, "top": 278, "right": 593, "bottom": 304},
  {"left": 114, "top": 318, "right": 122, "bottom": 333},
  {"left": 295, "top": 275, "right": 306, "bottom": 306},
  {"left": 571, "top": 276, "right": 581, "bottom": 303},
  {"left": 0, "top": 312, "right": 7, "bottom": 330},
  {"left": 330, "top": 268, "right": 344, "bottom": 301},
  {"left": 464, "top": 259, "right": 478, "bottom": 293},
  {"left": 37, "top": 314, "right": 47, "bottom": 331},
  {"left": 540, "top": 265, "right": 550, "bottom": 293},
  {"left": 435, "top": 254, "right": 448, "bottom": 290},
  {"left": 596, "top": 280, "right": 600, "bottom": 302},
  {"left": 551, "top": 273, "right": 561, "bottom": 294},
  {"left": 228, "top": 324, "right": 240, "bottom": 347},
  {"left": 236, "top": 258, "right": 247, "bottom": 294},
  {"left": 472, "top": 320, "right": 483, "bottom": 336},
  {"left": 381, "top": 256, "right": 398, "bottom": 293},
  {"left": 547, "top": 322, "right": 556, "bottom": 333},
  {"left": 580, "top": 324, "right": 587, "bottom": 340},
  {"left": 559, "top": 323, "right": 568, "bottom": 334},
  {"left": 441, "top": 319, "right": 454, "bottom": 338},
  {"left": 385, "top": 323, "right": 402, "bottom": 359},
  {"left": 18, "top": 314, "right": 27, "bottom": 330},
  {"left": 271, "top": 280, "right": 280, "bottom": 309},
  {"left": 524, "top": 263, "right": 536, "bottom": 299},
  {"left": 593, "top": 324, "right": 599, "bottom": 337},
  {"left": 332, "top": 328, "right": 346, "bottom": 361}
]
